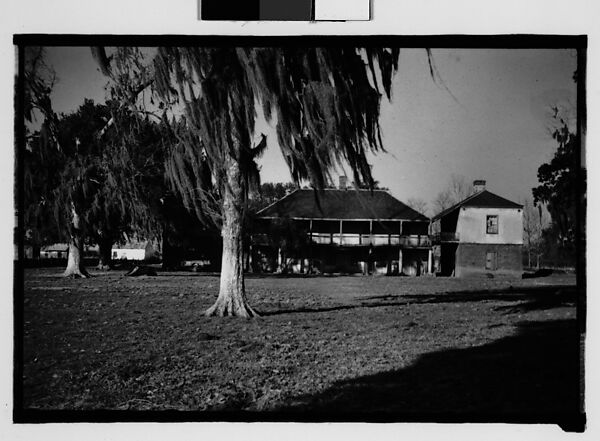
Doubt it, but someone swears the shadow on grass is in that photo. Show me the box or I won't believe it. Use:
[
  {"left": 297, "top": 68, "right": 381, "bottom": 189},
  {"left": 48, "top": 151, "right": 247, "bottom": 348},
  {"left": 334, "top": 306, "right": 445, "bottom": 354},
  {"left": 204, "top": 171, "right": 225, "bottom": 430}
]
[
  {"left": 363, "top": 284, "right": 577, "bottom": 303},
  {"left": 15, "top": 320, "right": 584, "bottom": 430},
  {"left": 277, "top": 318, "right": 583, "bottom": 426},
  {"left": 245, "top": 273, "right": 349, "bottom": 279},
  {"left": 261, "top": 285, "right": 578, "bottom": 316}
]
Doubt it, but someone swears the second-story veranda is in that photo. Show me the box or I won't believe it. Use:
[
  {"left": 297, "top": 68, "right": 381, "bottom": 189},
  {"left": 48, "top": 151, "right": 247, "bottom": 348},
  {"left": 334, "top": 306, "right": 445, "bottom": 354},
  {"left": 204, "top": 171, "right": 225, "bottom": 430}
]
[{"left": 254, "top": 188, "right": 432, "bottom": 275}]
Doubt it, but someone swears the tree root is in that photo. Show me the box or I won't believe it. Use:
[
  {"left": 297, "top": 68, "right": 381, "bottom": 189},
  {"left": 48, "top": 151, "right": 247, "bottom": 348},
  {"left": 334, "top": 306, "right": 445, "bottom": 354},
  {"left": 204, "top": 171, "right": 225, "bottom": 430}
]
[
  {"left": 204, "top": 300, "right": 260, "bottom": 318},
  {"left": 63, "top": 268, "right": 92, "bottom": 278}
]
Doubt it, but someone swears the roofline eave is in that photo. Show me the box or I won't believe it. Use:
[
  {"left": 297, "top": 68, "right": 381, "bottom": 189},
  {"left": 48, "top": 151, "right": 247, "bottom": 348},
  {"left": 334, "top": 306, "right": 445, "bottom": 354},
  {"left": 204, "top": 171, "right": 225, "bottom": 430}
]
[
  {"left": 432, "top": 190, "right": 523, "bottom": 220},
  {"left": 257, "top": 216, "right": 430, "bottom": 222},
  {"left": 256, "top": 188, "right": 300, "bottom": 216}
]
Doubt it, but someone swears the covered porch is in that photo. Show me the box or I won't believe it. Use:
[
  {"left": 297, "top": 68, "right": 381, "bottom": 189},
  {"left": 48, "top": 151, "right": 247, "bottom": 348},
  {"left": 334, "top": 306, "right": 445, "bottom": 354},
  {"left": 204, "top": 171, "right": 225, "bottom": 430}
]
[{"left": 251, "top": 217, "right": 433, "bottom": 275}]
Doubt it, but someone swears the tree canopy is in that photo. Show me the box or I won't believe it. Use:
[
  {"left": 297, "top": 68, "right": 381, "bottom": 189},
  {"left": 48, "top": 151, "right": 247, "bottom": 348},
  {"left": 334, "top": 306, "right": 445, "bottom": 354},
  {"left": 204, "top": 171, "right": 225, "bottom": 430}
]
[
  {"left": 24, "top": 98, "right": 166, "bottom": 265},
  {"left": 148, "top": 48, "right": 400, "bottom": 219},
  {"left": 532, "top": 120, "right": 578, "bottom": 246},
  {"left": 531, "top": 112, "right": 583, "bottom": 266}
]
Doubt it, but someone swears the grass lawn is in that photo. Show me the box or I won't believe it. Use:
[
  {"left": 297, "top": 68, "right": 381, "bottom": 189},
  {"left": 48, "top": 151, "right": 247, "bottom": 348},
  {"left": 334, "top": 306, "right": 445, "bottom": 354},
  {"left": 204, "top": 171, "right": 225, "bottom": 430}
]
[{"left": 18, "top": 268, "right": 581, "bottom": 419}]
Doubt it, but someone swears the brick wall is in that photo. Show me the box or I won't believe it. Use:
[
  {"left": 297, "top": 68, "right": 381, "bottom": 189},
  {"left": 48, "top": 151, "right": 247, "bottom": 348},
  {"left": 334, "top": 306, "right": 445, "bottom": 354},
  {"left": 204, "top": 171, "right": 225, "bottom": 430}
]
[{"left": 455, "top": 243, "right": 522, "bottom": 277}]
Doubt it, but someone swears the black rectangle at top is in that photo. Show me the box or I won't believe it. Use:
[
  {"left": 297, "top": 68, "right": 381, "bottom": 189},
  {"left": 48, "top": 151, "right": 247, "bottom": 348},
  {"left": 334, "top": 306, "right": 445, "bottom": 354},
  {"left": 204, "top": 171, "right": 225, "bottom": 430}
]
[{"left": 202, "top": 0, "right": 260, "bottom": 21}]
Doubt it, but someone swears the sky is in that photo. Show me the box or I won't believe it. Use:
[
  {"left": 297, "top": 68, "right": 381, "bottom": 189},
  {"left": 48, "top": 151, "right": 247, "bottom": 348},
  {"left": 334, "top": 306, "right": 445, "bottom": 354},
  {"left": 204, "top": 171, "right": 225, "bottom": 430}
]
[{"left": 43, "top": 47, "right": 577, "bottom": 215}]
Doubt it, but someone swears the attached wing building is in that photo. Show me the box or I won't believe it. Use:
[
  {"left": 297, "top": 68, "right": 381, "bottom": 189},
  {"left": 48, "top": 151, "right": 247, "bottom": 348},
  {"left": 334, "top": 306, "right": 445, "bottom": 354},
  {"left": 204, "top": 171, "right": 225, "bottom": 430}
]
[{"left": 431, "top": 180, "right": 523, "bottom": 277}]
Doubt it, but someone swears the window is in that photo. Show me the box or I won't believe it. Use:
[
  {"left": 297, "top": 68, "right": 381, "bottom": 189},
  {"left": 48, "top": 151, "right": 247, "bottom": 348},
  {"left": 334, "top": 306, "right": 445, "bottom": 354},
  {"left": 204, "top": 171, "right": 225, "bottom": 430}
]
[{"left": 486, "top": 215, "right": 498, "bottom": 234}]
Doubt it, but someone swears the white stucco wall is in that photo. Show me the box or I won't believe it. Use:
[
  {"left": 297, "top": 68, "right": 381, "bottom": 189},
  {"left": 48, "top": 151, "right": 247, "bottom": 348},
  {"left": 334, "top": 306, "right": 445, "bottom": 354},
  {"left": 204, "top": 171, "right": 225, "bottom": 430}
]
[
  {"left": 456, "top": 207, "right": 523, "bottom": 244},
  {"left": 112, "top": 249, "right": 147, "bottom": 260}
]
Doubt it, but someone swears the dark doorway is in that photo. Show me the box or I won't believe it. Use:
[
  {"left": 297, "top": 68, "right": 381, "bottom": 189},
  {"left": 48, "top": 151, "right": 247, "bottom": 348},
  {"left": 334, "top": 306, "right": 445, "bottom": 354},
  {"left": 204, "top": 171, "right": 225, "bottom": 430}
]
[{"left": 485, "top": 251, "right": 498, "bottom": 271}]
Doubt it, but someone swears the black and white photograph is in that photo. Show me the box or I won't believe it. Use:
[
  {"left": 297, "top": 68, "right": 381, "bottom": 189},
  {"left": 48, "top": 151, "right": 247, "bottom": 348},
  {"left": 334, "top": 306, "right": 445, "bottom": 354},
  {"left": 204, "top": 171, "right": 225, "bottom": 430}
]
[
  {"left": 4, "top": 2, "right": 599, "bottom": 439},
  {"left": 12, "top": 36, "right": 586, "bottom": 430}
]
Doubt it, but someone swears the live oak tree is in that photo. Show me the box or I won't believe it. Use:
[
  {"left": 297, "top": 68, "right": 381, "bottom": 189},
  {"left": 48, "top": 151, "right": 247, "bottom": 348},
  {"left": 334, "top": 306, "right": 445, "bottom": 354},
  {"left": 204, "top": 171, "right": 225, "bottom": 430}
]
[
  {"left": 22, "top": 48, "right": 157, "bottom": 276},
  {"left": 45, "top": 100, "right": 111, "bottom": 277},
  {"left": 25, "top": 98, "right": 164, "bottom": 276},
  {"left": 22, "top": 47, "right": 91, "bottom": 277},
  {"left": 95, "top": 47, "right": 401, "bottom": 317}
]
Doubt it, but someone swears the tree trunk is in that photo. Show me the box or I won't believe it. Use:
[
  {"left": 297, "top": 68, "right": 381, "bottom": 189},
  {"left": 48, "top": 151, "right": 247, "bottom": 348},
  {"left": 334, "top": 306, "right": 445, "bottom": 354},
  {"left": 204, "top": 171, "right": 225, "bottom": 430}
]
[
  {"left": 97, "top": 237, "right": 113, "bottom": 270},
  {"left": 63, "top": 206, "right": 90, "bottom": 278},
  {"left": 205, "top": 157, "right": 258, "bottom": 318},
  {"left": 161, "top": 227, "right": 179, "bottom": 270},
  {"left": 527, "top": 234, "right": 532, "bottom": 269}
]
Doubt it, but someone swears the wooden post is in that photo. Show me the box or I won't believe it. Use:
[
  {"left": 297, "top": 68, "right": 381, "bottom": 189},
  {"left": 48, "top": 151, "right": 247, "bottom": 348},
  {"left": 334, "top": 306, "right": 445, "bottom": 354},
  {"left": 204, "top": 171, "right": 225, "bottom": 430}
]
[
  {"left": 398, "top": 248, "right": 403, "bottom": 276},
  {"left": 339, "top": 219, "right": 343, "bottom": 245},
  {"left": 308, "top": 219, "right": 313, "bottom": 273},
  {"left": 369, "top": 220, "right": 373, "bottom": 274},
  {"left": 386, "top": 220, "right": 393, "bottom": 276},
  {"left": 398, "top": 221, "right": 403, "bottom": 276},
  {"left": 428, "top": 249, "right": 433, "bottom": 274},
  {"left": 277, "top": 247, "right": 282, "bottom": 272}
]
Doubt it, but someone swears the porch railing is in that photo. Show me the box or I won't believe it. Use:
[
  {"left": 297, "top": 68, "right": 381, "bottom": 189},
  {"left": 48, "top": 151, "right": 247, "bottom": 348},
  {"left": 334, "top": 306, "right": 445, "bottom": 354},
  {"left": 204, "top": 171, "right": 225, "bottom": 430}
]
[
  {"left": 253, "top": 233, "right": 432, "bottom": 247},
  {"left": 432, "top": 232, "right": 460, "bottom": 243}
]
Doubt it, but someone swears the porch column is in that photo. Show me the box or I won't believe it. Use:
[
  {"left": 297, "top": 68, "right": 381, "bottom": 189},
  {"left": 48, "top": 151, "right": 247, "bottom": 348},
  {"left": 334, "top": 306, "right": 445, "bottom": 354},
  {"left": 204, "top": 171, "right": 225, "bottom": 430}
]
[
  {"left": 277, "top": 247, "right": 282, "bottom": 272},
  {"left": 398, "top": 221, "right": 404, "bottom": 275},
  {"left": 428, "top": 248, "right": 433, "bottom": 274},
  {"left": 369, "top": 220, "right": 373, "bottom": 274},
  {"left": 339, "top": 219, "right": 343, "bottom": 245},
  {"left": 308, "top": 219, "right": 313, "bottom": 273},
  {"left": 398, "top": 248, "right": 403, "bottom": 275}
]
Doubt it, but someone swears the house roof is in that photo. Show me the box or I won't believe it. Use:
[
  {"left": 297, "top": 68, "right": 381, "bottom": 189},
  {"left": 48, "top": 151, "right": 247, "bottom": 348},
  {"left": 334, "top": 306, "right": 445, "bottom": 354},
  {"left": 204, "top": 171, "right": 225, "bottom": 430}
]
[
  {"left": 432, "top": 190, "right": 523, "bottom": 220},
  {"left": 257, "top": 189, "right": 429, "bottom": 221}
]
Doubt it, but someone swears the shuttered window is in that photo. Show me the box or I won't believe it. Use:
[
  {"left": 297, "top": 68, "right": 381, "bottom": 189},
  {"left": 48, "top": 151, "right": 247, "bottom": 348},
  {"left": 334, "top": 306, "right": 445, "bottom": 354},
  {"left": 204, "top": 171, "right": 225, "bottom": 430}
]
[{"left": 486, "top": 215, "right": 498, "bottom": 234}]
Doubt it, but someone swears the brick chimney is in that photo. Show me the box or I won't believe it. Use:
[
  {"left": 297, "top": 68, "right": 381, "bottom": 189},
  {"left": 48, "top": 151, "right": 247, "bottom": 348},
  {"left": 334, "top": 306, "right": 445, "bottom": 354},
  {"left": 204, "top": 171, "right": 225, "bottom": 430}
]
[
  {"left": 338, "top": 175, "right": 348, "bottom": 189},
  {"left": 473, "top": 179, "right": 486, "bottom": 193}
]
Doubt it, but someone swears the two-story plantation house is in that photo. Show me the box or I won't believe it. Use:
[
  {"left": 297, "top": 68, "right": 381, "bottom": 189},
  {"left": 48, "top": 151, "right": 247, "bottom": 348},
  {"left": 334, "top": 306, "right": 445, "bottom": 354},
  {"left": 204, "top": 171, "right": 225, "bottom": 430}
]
[
  {"left": 253, "top": 184, "right": 431, "bottom": 275},
  {"left": 431, "top": 180, "right": 523, "bottom": 277}
]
